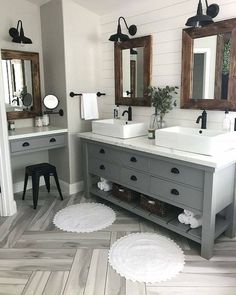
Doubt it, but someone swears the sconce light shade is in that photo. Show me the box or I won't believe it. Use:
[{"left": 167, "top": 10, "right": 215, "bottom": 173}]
[
  {"left": 109, "top": 16, "right": 137, "bottom": 42},
  {"left": 185, "top": 0, "right": 214, "bottom": 27},
  {"left": 205, "top": 0, "right": 219, "bottom": 18},
  {"left": 9, "top": 20, "right": 32, "bottom": 44}
]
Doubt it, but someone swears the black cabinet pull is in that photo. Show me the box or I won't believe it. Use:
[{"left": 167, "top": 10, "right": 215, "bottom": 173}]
[
  {"left": 99, "top": 148, "right": 105, "bottom": 154},
  {"left": 100, "top": 165, "right": 105, "bottom": 170},
  {"left": 171, "top": 189, "right": 179, "bottom": 196},
  {"left": 171, "top": 167, "right": 180, "bottom": 174},
  {"left": 130, "top": 175, "right": 137, "bottom": 181},
  {"left": 22, "top": 142, "right": 30, "bottom": 147},
  {"left": 50, "top": 138, "right": 56, "bottom": 143},
  {"left": 130, "top": 157, "right": 137, "bottom": 163}
]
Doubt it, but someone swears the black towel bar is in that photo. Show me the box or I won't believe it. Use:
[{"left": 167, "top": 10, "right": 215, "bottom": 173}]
[{"left": 70, "top": 91, "right": 106, "bottom": 98}]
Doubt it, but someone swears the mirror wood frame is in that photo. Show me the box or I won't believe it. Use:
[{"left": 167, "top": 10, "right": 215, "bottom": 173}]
[
  {"left": 114, "top": 35, "right": 152, "bottom": 106},
  {"left": 1, "top": 49, "right": 42, "bottom": 120},
  {"left": 181, "top": 18, "right": 236, "bottom": 111}
]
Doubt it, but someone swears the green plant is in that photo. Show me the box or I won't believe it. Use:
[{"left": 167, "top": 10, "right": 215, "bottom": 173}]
[
  {"left": 222, "top": 40, "right": 231, "bottom": 75},
  {"left": 147, "top": 85, "right": 178, "bottom": 119}
]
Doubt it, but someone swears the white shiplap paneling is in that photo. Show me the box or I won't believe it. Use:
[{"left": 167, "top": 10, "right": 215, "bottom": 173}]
[{"left": 99, "top": 0, "right": 236, "bottom": 127}]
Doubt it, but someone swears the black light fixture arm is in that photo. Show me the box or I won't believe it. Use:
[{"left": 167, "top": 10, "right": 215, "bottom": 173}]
[
  {"left": 118, "top": 16, "right": 129, "bottom": 30},
  {"left": 44, "top": 109, "right": 64, "bottom": 116}
]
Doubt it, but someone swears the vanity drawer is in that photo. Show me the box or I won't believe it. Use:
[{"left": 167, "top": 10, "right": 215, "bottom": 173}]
[
  {"left": 150, "top": 159, "right": 204, "bottom": 189},
  {"left": 88, "top": 157, "right": 120, "bottom": 181},
  {"left": 88, "top": 143, "right": 122, "bottom": 164},
  {"left": 121, "top": 152, "right": 149, "bottom": 172},
  {"left": 150, "top": 176, "right": 203, "bottom": 211},
  {"left": 120, "top": 168, "right": 149, "bottom": 192},
  {"left": 10, "top": 134, "right": 65, "bottom": 153}
]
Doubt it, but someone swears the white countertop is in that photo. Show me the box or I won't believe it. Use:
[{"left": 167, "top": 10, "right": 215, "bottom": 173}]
[
  {"left": 78, "top": 132, "right": 236, "bottom": 169},
  {"left": 9, "top": 126, "right": 68, "bottom": 140}
]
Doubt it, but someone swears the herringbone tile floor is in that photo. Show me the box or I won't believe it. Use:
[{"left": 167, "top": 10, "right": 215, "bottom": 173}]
[{"left": 0, "top": 186, "right": 236, "bottom": 295}]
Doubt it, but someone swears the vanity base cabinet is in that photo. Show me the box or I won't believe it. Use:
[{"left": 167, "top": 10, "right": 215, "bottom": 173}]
[{"left": 82, "top": 139, "right": 236, "bottom": 259}]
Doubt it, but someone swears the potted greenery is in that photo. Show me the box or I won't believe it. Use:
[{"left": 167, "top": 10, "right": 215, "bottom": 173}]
[{"left": 148, "top": 85, "right": 178, "bottom": 129}]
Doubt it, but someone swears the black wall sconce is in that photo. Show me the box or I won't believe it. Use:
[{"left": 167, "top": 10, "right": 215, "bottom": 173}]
[
  {"left": 186, "top": 0, "right": 219, "bottom": 28},
  {"left": 9, "top": 20, "right": 32, "bottom": 44},
  {"left": 109, "top": 16, "right": 137, "bottom": 42}
]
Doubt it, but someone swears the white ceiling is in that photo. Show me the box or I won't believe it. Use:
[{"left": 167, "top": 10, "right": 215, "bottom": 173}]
[{"left": 26, "top": 0, "right": 137, "bottom": 15}]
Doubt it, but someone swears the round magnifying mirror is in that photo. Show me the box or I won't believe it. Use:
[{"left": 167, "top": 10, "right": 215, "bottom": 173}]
[
  {"left": 22, "top": 93, "right": 33, "bottom": 108},
  {"left": 43, "top": 95, "right": 59, "bottom": 110}
]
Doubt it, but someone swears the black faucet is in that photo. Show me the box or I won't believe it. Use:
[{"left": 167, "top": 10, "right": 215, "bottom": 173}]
[
  {"left": 122, "top": 106, "right": 132, "bottom": 121},
  {"left": 196, "top": 110, "right": 207, "bottom": 129},
  {"left": 12, "top": 96, "right": 20, "bottom": 106}
]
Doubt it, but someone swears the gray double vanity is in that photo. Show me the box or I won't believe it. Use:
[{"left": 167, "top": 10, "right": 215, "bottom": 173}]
[{"left": 79, "top": 132, "right": 236, "bottom": 259}]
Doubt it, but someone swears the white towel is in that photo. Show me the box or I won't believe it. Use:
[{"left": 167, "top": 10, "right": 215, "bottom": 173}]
[
  {"left": 189, "top": 215, "right": 203, "bottom": 229},
  {"left": 184, "top": 210, "right": 196, "bottom": 217},
  {"left": 81, "top": 93, "right": 99, "bottom": 120},
  {"left": 178, "top": 213, "right": 191, "bottom": 225}
]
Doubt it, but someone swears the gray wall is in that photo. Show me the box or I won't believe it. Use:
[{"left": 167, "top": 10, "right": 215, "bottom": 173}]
[{"left": 41, "top": 0, "right": 70, "bottom": 183}]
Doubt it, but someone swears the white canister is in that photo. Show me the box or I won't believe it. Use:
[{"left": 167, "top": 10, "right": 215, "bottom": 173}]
[
  {"left": 42, "top": 114, "right": 50, "bottom": 126},
  {"left": 35, "top": 116, "right": 43, "bottom": 127}
]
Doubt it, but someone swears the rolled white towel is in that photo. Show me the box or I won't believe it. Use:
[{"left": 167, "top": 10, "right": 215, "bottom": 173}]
[
  {"left": 100, "top": 177, "right": 110, "bottom": 183},
  {"left": 184, "top": 210, "right": 196, "bottom": 217},
  {"left": 178, "top": 213, "right": 186, "bottom": 224},
  {"left": 97, "top": 182, "right": 102, "bottom": 190},
  {"left": 102, "top": 183, "right": 112, "bottom": 192},
  {"left": 189, "top": 215, "right": 203, "bottom": 229}
]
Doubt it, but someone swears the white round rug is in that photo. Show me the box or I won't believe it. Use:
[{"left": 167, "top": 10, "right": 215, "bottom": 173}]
[
  {"left": 108, "top": 233, "right": 185, "bottom": 283},
  {"left": 53, "top": 203, "right": 116, "bottom": 233}
]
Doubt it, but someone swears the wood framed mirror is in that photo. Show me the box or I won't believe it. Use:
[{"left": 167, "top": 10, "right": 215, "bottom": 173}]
[
  {"left": 1, "top": 49, "right": 42, "bottom": 120},
  {"left": 181, "top": 18, "right": 236, "bottom": 110},
  {"left": 114, "top": 35, "right": 152, "bottom": 106}
]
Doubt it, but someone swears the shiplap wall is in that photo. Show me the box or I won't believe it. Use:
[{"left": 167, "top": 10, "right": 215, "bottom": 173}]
[{"left": 99, "top": 0, "right": 236, "bottom": 130}]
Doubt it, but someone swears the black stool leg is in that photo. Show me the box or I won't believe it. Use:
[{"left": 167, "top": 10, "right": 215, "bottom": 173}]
[
  {"left": 32, "top": 174, "right": 40, "bottom": 209},
  {"left": 44, "top": 174, "right": 50, "bottom": 193},
  {"left": 53, "top": 170, "right": 63, "bottom": 200},
  {"left": 22, "top": 173, "right": 29, "bottom": 200}
]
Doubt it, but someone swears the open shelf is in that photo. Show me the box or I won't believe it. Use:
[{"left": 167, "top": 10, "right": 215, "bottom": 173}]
[{"left": 90, "top": 185, "right": 230, "bottom": 244}]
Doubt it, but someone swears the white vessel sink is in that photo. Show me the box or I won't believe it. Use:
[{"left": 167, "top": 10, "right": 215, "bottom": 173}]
[
  {"left": 155, "top": 126, "right": 236, "bottom": 156},
  {"left": 92, "top": 119, "right": 147, "bottom": 139}
]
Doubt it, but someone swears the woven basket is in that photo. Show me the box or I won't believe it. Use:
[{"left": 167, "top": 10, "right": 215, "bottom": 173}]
[
  {"left": 140, "top": 194, "right": 169, "bottom": 217},
  {"left": 112, "top": 184, "right": 139, "bottom": 202}
]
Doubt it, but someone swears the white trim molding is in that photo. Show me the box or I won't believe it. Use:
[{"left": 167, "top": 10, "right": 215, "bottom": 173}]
[
  {"left": 0, "top": 58, "right": 16, "bottom": 217},
  {"left": 59, "top": 180, "right": 84, "bottom": 195}
]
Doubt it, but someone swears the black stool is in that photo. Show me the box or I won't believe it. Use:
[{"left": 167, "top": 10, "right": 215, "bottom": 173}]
[{"left": 22, "top": 163, "right": 63, "bottom": 209}]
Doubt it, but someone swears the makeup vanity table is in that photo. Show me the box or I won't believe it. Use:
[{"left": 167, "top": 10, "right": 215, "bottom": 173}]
[{"left": 9, "top": 126, "right": 68, "bottom": 155}]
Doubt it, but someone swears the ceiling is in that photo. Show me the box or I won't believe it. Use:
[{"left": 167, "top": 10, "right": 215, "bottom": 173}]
[{"left": 26, "top": 0, "right": 138, "bottom": 15}]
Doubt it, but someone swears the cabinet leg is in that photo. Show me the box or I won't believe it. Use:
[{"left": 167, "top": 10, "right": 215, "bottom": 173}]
[
  {"left": 225, "top": 203, "right": 236, "bottom": 238},
  {"left": 201, "top": 213, "right": 216, "bottom": 259},
  {"left": 82, "top": 141, "right": 91, "bottom": 199}
]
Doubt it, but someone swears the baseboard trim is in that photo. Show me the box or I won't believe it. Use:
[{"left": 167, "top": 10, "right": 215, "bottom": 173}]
[
  {"left": 59, "top": 180, "right": 84, "bottom": 195},
  {"left": 13, "top": 179, "right": 84, "bottom": 195},
  {"left": 13, "top": 178, "right": 45, "bottom": 194}
]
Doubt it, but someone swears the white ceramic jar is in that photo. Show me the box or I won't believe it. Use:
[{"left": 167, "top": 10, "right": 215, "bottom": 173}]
[
  {"left": 42, "top": 114, "right": 50, "bottom": 126},
  {"left": 35, "top": 116, "right": 43, "bottom": 127}
]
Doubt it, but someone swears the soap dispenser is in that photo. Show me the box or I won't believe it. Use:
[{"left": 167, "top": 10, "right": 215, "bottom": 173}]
[
  {"left": 114, "top": 105, "right": 119, "bottom": 119},
  {"left": 222, "top": 109, "right": 231, "bottom": 131}
]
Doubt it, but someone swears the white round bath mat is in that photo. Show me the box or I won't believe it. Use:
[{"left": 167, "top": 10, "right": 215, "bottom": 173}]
[
  {"left": 108, "top": 233, "right": 185, "bottom": 283},
  {"left": 53, "top": 203, "right": 116, "bottom": 233}
]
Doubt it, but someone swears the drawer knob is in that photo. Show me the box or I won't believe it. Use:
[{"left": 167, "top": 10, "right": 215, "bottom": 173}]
[
  {"left": 171, "top": 189, "right": 179, "bottom": 196},
  {"left": 130, "top": 175, "right": 137, "bottom": 181},
  {"left": 100, "top": 165, "right": 105, "bottom": 170},
  {"left": 50, "top": 138, "right": 56, "bottom": 143},
  {"left": 171, "top": 167, "right": 180, "bottom": 174},
  {"left": 130, "top": 157, "right": 137, "bottom": 163},
  {"left": 22, "top": 142, "right": 30, "bottom": 147},
  {"left": 99, "top": 148, "right": 105, "bottom": 154}
]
